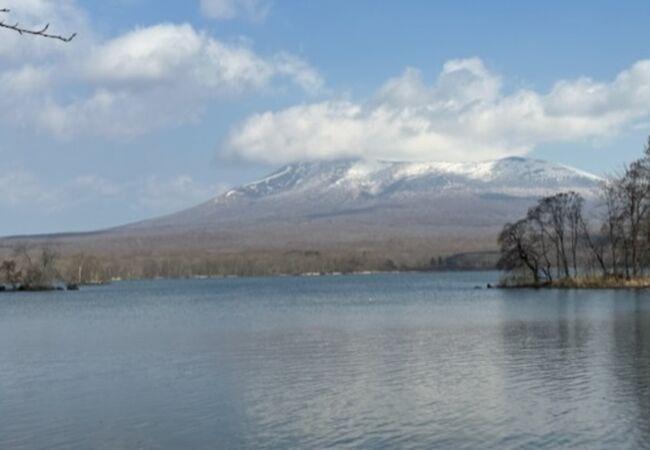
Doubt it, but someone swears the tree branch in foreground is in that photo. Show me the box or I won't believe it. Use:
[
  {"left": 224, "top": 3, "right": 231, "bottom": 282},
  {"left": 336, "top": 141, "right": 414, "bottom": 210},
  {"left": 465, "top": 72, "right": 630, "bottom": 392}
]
[{"left": 0, "top": 8, "right": 76, "bottom": 42}]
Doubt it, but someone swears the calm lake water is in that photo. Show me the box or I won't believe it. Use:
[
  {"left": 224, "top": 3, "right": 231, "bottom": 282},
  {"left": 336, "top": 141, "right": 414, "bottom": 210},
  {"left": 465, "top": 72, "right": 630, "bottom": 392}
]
[{"left": 1, "top": 272, "right": 650, "bottom": 449}]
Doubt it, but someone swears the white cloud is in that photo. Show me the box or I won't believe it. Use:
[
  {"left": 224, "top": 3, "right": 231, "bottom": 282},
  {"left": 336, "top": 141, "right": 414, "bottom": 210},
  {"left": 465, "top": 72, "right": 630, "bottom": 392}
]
[
  {"left": 83, "top": 23, "right": 289, "bottom": 92},
  {"left": 272, "top": 52, "right": 325, "bottom": 95},
  {"left": 200, "top": 0, "right": 271, "bottom": 21},
  {"left": 0, "top": 64, "right": 51, "bottom": 93},
  {"left": 226, "top": 58, "right": 650, "bottom": 164},
  {"left": 0, "top": 12, "right": 322, "bottom": 138}
]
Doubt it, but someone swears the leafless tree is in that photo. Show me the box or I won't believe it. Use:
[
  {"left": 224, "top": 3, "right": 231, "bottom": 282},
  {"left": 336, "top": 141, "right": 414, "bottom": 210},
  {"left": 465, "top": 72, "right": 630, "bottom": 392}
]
[
  {"left": 527, "top": 205, "right": 554, "bottom": 281},
  {"left": 580, "top": 216, "right": 608, "bottom": 277},
  {"left": 534, "top": 193, "right": 583, "bottom": 278},
  {"left": 498, "top": 191, "right": 589, "bottom": 284},
  {"left": 497, "top": 219, "right": 544, "bottom": 284},
  {"left": 566, "top": 193, "right": 584, "bottom": 277},
  {"left": 617, "top": 157, "right": 650, "bottom": 277},
  {"left": 0, "top": 259, "right": 21, "bottom": 289},
  {"left": 0, "top": 8, "right": 76, "bottom": 42},
  {"left": 600, "top": 180, "right": 625, "bottom": 276},
  {"left": 10, "top": 241, "right": 62, "bottom": 289}
]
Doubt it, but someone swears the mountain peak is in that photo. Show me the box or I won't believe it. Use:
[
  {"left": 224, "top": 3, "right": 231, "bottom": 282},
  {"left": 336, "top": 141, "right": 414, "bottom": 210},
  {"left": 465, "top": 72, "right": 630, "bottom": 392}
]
[{"left": 218, "top": 156, "right": 601, "bottom": 203}]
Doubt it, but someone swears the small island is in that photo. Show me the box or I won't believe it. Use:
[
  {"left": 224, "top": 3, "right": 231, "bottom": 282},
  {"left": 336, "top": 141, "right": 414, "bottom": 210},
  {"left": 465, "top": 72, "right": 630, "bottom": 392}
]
[
  {"left": 498, "top": 137, "right": 650, "bottom": 289},
  {"left": 0, "top": 243, "right": 79, "bottom": 292}
]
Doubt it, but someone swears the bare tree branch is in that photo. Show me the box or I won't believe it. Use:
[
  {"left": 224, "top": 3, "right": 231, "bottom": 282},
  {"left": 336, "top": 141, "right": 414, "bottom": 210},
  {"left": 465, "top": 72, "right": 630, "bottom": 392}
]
[{"left": 0, "top": 8, "right": 76, "bottom": 42}]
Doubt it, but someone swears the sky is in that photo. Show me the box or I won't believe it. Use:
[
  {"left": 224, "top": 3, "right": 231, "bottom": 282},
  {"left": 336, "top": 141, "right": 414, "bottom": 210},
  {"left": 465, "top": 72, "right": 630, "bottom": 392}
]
[{"left": 2, "top": 0, "right": 650, "bottom": 235}]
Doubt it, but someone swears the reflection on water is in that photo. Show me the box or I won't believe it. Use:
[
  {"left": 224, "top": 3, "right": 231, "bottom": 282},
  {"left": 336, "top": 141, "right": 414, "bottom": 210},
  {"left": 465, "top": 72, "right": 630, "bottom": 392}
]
[
  {"left": 1, "top": 273, "right": 650, "bottom": 449},
  {"left": 611, "top": 293, "right": 650, "bottom": 447}
]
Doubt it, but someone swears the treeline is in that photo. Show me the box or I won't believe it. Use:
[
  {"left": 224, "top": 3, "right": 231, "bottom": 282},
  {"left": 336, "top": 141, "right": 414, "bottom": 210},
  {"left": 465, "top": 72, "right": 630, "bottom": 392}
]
[
  {"left": 498, "top": 137, "right": 650, "bottom": 286},
  {"left": 106, "top": 250, "right": 402, "bottom": 279},
  {"left": 1, "top": 247, "right": 406, "bottom": 286},
  {"left": 0, "top": 243, "right": 493, "bottom": 288},
  {"left": 432, "top": 251, "right": 500, "bottom": 271}
]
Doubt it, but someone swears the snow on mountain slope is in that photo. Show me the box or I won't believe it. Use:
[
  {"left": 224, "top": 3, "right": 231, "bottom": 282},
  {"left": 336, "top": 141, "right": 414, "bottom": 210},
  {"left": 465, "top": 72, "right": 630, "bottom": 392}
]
[
  {"left": 122, "top": 156, "right": 602, "bottom": 238},
  {"left": 218, "top": 156, "right": 602, "bottom": 204}
]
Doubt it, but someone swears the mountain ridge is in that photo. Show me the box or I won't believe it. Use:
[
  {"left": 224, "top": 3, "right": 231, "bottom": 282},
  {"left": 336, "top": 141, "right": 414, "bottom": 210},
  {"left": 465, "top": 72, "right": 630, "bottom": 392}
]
[
  {"left": 122, "top": 156, "right": 601, "bottom": 233},
  {"left": 218, "top": 156, "right": 601, "bottom": 203}
]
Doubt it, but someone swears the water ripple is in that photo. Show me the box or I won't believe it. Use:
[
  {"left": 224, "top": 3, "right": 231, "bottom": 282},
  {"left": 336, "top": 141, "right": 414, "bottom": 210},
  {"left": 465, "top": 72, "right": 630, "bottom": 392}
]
[{"left": 1, "top": 273, "right": 650, "bottom": 449}]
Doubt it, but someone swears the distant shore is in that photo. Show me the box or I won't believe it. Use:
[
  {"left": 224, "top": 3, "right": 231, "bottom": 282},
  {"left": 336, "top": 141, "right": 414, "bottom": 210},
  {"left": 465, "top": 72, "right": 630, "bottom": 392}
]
[
  {"left": 0, "top": 268, "right": 501, "bottom": 293},
  {"left": 0, "top": 284, "right": 79, "bottom": 293}
]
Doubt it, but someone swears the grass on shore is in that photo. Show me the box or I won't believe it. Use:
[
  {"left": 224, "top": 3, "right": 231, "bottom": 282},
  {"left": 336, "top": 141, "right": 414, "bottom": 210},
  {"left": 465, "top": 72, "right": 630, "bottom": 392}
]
[{"left": 501, "top": 275, "right": 650, "bottom": 289}]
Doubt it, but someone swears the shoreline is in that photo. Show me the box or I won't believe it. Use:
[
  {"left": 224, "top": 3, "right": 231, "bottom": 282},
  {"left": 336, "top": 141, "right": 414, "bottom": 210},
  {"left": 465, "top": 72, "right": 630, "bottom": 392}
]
[
  {"left": 0, "top": 284, "right": 79, "bottom": 293},
  {"left": 0, "top": 268, "right": 499, "bottom": 292},
  {"left": 499, "top": 276, "right": 650, "bottom": 290}
]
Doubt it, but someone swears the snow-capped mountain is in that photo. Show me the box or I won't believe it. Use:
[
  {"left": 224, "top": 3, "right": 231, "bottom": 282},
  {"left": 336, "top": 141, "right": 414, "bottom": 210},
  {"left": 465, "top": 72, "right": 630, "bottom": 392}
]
[
  {"left": 218, "top": 156, "right": 600, "bottom": 204},
  {"left": 123, "top": 156, "right": 602, "bottom": 254}
]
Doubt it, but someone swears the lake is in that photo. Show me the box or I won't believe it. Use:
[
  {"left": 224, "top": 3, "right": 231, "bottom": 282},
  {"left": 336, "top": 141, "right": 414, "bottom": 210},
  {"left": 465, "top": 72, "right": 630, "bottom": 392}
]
[{"left": 1, "top": 272, "right": 649, "bottom": 449}]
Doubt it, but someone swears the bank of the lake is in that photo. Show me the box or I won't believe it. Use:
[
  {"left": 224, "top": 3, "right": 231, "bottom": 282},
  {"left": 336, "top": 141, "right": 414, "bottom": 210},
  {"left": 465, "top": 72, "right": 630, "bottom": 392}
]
[{"left": 500, "top": 275, "right": 650, "bottom": 289}]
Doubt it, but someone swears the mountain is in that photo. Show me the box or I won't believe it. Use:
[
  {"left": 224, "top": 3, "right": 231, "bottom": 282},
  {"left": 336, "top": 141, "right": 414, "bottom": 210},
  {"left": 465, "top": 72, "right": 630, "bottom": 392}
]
[
  {"left": 127, "top": 156, "right": 601, "bottom": 233},
  {"left": 0, "top": 156, "right": 603, "bottom": 275}
]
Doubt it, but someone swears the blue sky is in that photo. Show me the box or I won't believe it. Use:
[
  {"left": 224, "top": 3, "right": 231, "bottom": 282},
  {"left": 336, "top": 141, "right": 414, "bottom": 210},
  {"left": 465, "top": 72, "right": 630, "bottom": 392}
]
[{"left": 2, "top": 0, "right": 650, "bottom": 235}]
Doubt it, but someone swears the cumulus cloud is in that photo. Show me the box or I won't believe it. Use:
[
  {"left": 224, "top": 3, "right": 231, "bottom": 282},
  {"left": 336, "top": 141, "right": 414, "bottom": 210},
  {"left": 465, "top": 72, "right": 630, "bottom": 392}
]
[
  {"left": 200, "top": 0, "right": 271, "bottom": 21},
  {"left": 0, "top": 4, "right": 322, "bottom": 139},
  {"left": 226, "top": 58, "right": 650, "bottom": 164}
]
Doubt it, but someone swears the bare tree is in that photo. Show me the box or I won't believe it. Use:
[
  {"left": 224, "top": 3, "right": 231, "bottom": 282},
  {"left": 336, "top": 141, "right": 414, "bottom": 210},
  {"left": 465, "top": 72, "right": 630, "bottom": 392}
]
[
  {"left": 12, "top": 242, "right": 34, "bottom": 267},
  {"left": 617, "top": 158, "right": 650, "bottom": 277},
  {"left": 0, "top": 259, "right": 21, "bottom": 289},
  {"left": 534, "top": 193, "right": 582, "bottom": 278},
  {"left": 527, "top": 205, "right": 554, "bottom": 281},
  {"left": 498, "top": 191, "right": 589, "bottom": 284},
  {"left": 497, "top": 219, "right": 544, "bottom": 284},
  {"left": 580, "top": 216, "right": 608, "bottom": 277},
  {"left": 566, "top": 193, "right": 584, "bottom": 277},
  {"left": 0, "top": 8, "right": 76, "bottom": 42},
  {"left": 600, "top": 180, "right": 625, "bottom": 276},
  {"left": 11, "top": 241, "right": 62, "bottom": 289}
]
